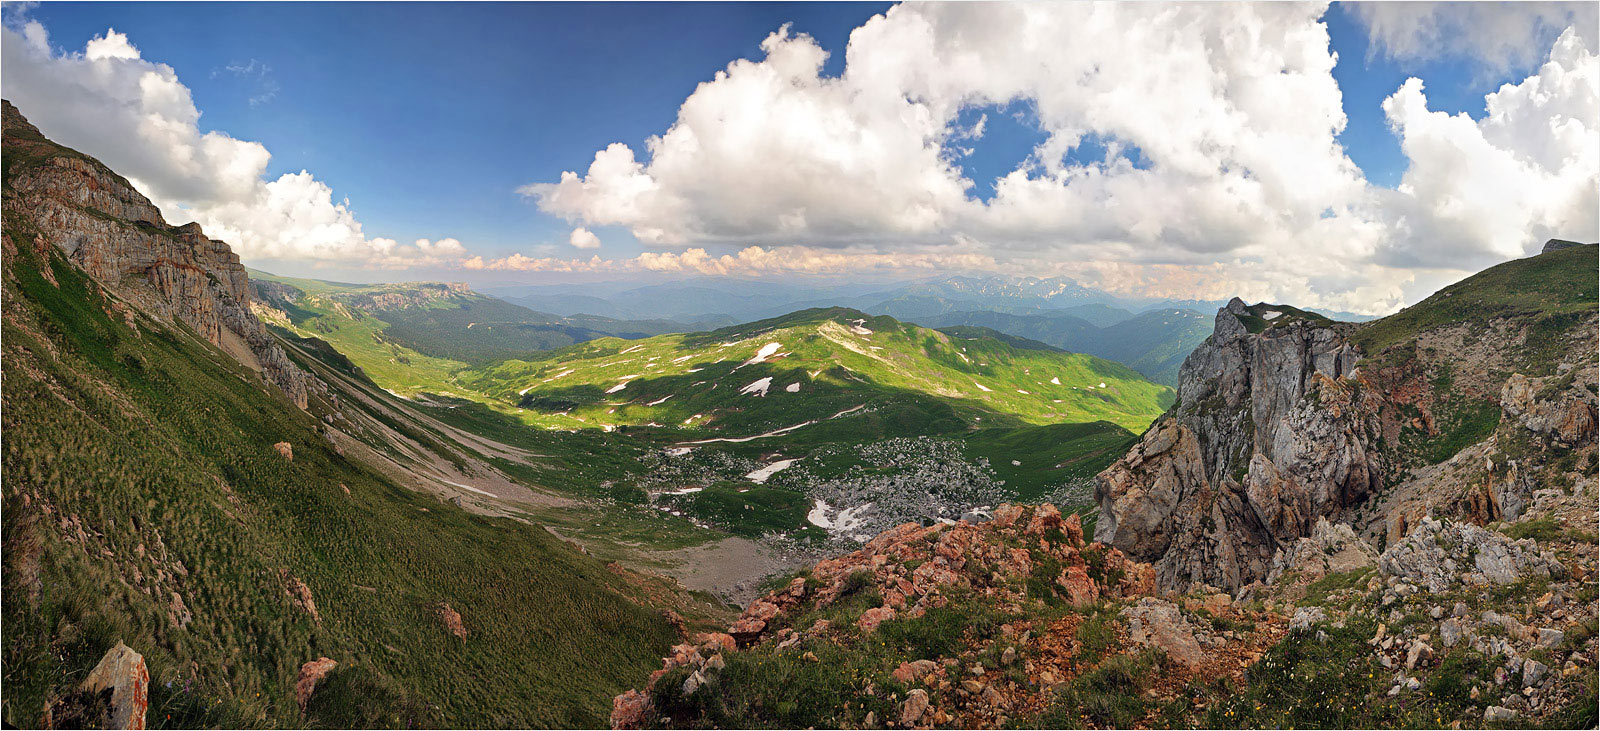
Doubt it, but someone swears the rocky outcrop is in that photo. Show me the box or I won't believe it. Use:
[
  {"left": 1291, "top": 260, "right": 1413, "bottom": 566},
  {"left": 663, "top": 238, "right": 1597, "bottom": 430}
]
[
  {"left": 614, "top": 504, "right": 1158, "bottom": 728},
  {"left": 1121, "top": 597, "right": 1206, "bottom": 669},
  {"left": 1095, "top": 298, "right": 1379, "bottom": 590},
  {"left": 1377, "top": 517, "right": 1565, "bottom": 592},
  {"left": 1266, "top": 517, "right": 1378, "bottom": 585},
  {"left": 45, "top": 641, "right": 149, "bottom": 729},
  {"left": 330, "top": 282, "right": 473, "bottom": 313},
  {"left": 295, "top": 657, "right": 338, "bottom": 711},
  {"left": 2, "top": 100, "right": 308, "bottom": 408},
  {"left": 1501, "top": 371, "right": 1597, "bottom": 448}
]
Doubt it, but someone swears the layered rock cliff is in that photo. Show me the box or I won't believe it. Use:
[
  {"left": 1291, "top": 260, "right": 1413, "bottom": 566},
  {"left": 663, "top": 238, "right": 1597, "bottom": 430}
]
[
  {"left": 2, "top": 100, "right": 309, "bottom": 408},
  {"left": 1094, "top": 300, "right": 1380, "bottom": 589}
]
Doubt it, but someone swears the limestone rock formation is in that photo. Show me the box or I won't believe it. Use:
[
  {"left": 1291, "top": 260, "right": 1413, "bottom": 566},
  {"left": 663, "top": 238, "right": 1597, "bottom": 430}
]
[
  {"left": 1095, "top": 299, "right": 1377, "bottom": 590},
  {"left": 1121, "top": 597, "right": 1207, "bottom": 669},
  {"left": 1266, "top": 517, "right": 1378, "bottom": 585},
  {"left": 1, "top": 100, "right": 309, "bottom": 408},
  {"left": 1377, "top": 517, "right": 1565, "bottom": 592}
]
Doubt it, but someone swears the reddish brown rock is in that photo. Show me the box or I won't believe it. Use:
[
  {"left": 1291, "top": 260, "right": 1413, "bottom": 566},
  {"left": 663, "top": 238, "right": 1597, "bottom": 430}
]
[
  {"left": 1026, "top": 504, "right": 1062, "bottom": 535},
  {"left": 857, "top": 605, "right": 896, "bottom": 633},
  {"left": 1057, "top": 565, "right": 1100, "bottom": 606},
  {"left": 1002, "top": 547, "right": 1033, "bottom": 577},
  {"left": 1061, "top": 512, "right": 1085, "bottom": 544},
  {"left": 437, "top": 602, "right": 467, "bottom": 639},
  {"left": 273, "top": 442, "right": 293, "bottom": 461},
  {"left": 892, "top": 659, "right": 940, "bottom": 684},
  {"left": 692, "top": 632, "right": 736, "bottom": 653},
  {"left": 294, "top": 657, "right": 337, "bottom": 711},
  {"left": 990, "top": 503, "right": 1029, "bottom": 528},
  {"left": 661, "top": 609, "right": 688, "bottom": 637},
  {"left": 610, "top": 688, "right": 653, "bottom": 729}
]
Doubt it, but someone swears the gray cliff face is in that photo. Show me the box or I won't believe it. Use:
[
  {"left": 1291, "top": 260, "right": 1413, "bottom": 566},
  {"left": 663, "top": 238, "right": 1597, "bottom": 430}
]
[
  {"left": 4, "top": 101, "right": 309, "bottom": 408},
  {"left": 1094, "top": 298, "right": 1380, "bottom": 590}
]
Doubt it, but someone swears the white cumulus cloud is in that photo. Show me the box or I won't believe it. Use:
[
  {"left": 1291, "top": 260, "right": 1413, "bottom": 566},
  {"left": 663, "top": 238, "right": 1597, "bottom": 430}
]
[
  {"left": 520, "top": 2, "right": 1598, "bottom": 313},
  {"left": 0, "top": 19, "right": 464, "bottom": 268},
  {"left": 568, "top": 227, "right": 601, "bottom": 249}
]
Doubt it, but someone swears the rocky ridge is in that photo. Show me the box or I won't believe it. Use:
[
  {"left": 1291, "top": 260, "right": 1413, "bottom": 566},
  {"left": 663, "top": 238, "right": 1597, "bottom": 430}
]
[
  {"left": 1, "top": 100, "right": 309, "bottom": 408},
  {"left": 612, "top": 498, "right": 1594, "bottom": 729},
  {"left": 1094, "top": 299, "right": 1376, "bottom": 589},
  {"left": 1095, "top": 247, "right": 1598, "bottom": 592}
]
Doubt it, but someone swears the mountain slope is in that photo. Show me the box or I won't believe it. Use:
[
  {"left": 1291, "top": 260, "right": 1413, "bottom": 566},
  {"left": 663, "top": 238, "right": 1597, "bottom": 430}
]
[
  {"left": 1, "top": 99, "right": 693, "bottom": 727},
  {"left": 466, "top": 307, "right": 1174, "bottom": 436},
  {"left": 915, "top": 308, "right": 1212, "bottom": 386}
]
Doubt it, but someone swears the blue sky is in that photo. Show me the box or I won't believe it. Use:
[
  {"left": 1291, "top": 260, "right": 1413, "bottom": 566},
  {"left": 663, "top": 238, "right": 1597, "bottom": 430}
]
[
  {"left": 4, "top": 2, "right": 1595, "bottom": 313},
  {"left": 19, "top": 2, "right": 897, "bottom": 256}
]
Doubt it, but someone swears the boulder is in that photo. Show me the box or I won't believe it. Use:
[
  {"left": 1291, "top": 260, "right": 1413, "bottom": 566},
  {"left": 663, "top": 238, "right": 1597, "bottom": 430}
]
[
  {"left": 1121, "top": 598, "right": 1206, "bottom": 669},
  {"left": 1057, "top": 565, "right": 1100, "bottom": 606},
  {"left": 274, "top": 442, "right": 294, "bottom": 461},
  {"left": 892, "top": 659, "right": 939, "bottom": 684},
  {"left": 857, "top": 606, "right": 896, "bottom": 633},
  {"left": 610, "top": 689, "right": 652, "bottom": 729},
  {"left": 46, "top": 641, "right": 149, "bottom": 730},
  {"left": 1483, "top": 705, "right": 1518, "bottom": 723},
  {"left": 1290, "top": 606, "right": 1327, "bottom": 631},
  {"left": 294, "top": 657, "right": 337, "bottom": 710},
  {"left": 899, "top": 689, "right": 930, "bottom": 726},
  {"left": 437, "top": 602, "right": 467, "bottom": 639}
]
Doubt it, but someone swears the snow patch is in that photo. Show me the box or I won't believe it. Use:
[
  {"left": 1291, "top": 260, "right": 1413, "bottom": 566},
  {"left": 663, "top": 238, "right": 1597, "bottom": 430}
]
[
  {"left": 739, "top": 342, "right": 782, "bottom": 368},
  {"left": 606, "top": 376, "right": 641, "bottom": 394},
  {"left": 745, "top": 459, "right": 798, "bottom": 484},
  {"left": 740, "top": 377, "right": 773, "bottom": 397},
  {"left": 807, "top": 499, "right": 874, "bottom": 540},
  {"left": 785, "top": 382, "right": 801, "bottom": 393},
  {"left": 974, "top": 382, "right": 993, "bottom": 392},
  {"left": 1050, "top": 377, "right": 1061, "bottom": 385},
  {"left": 543, "top": 368, "right": 575, "bottom": 382},
  {"left": 1261, "top": 310, "right": 1283, "bottom": 320},
  {"left": 647, "top": 395, "right": 673, "bottom": 406},
  {"left": 619, "top": 344, "right": 645, "bottom": 354}
]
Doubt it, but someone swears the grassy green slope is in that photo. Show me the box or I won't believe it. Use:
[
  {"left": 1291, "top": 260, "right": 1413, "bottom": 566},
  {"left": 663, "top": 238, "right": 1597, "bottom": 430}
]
[
  {"left": 466, "top": 308, "right": 1174, "bottom": 436},
  {"left": 251, "top": 271, "right": 595, "bottom": 375},
  {"left": 2, "top": 238, "right": 678, "bottom": 727},
  {"left": 1352, "top": 244, "right": 1599, "bottom": 370}
]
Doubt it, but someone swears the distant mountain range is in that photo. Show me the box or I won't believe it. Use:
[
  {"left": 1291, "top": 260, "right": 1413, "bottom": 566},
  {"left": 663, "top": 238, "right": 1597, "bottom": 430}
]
[{"left": 483, "top": 275, "right": 1373, "bottom": 387}]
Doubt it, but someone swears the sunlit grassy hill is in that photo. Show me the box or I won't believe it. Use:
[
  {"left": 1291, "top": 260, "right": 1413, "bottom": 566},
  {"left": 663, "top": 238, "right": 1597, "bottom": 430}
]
[{"left": 466, "top": 307, "right": 1175, "bottom": 438}]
